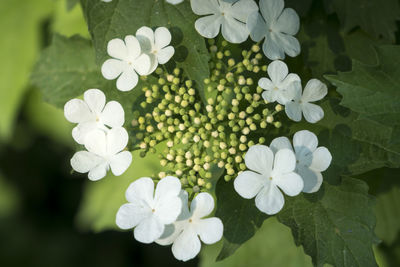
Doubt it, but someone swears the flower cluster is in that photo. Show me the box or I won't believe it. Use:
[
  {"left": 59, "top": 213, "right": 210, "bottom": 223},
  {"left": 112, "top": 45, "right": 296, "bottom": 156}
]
[
  {"left": 62, "top": 0, "right": 334, "bottom": 262},
  {"left": 64, "top": 89, "right": 132, "bottom": 180},
  {"left": 116, "top": 176, "right": 223, "bottom": 261}
]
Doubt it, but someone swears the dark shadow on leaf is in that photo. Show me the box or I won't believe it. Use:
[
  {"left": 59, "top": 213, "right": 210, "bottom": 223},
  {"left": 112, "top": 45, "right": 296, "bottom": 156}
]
[{"left": 174, "top": 45, "right": 188, "bottom": 62}]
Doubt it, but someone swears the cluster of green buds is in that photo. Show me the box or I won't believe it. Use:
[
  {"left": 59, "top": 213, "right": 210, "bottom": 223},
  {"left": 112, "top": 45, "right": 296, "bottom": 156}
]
[{"left": 130, "top": 39, "right": 284, "bottom": 194}]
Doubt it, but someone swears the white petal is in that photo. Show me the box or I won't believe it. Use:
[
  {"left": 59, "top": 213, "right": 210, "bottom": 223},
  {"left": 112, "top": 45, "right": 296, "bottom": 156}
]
[
  {"left": 285, "top": 101, "right": 302, "bottom": 122},
  {"left": 136, "top": 26, "right": 154, "bottom": 53},
  {"left": 297, "top": 166, "right": 323, "bottom": 193},
  {"left": 125, "top": 177, "right": 154, "bottom": 206},
  {"left": 125, "top": 35, "right": 141, "bottom": 60},
  {"left": 302, "top": 103, "right": 324, "bottom": 123},
  {"left": 116, "top": 203, "right": 151, "bottom": 230},
  {"left": 101, "top": 59, "right": 124, "bottom": 80},
  {"left": 279, "top": 73, "right": 301, "bottom": 88},
  {"left": 101, "top": 101, "right": 125, "bottom": 128},
  {"left": 154, "top": 176, "right": 182, "bottom": 202},
  {"left": 191, "top": 192, "right": 214, "bottom": 220},
  {"left": 293, "top": 130, "right": 318, "bottom": 164},
  {"left": 244, "top": 145, "right": 273, "bottom": 176},
  {"left": 302, "top": 79, "right": 328, "bottom": 102},
  {"left": 70, "top": 151, "right": 102, "bottom": 173},
  {"left": 116, "top": 68, "right": 139, "bottom": 91},
  {"left": 258, "top": 77, "right": 274, "bottom": 91},
  {"left": 107, "top": 38, "right": 128, "bottom": 60},
  {"left": 267, "top": 60, "right": 288, "bottom": 84},
  {"left": 71, "top": 122, "right": 99, "bottom": 145},
  {"left": 275, "top": 8, "right": 300, "bottom": 35},
  {"left": 156, "top": 223, "right": 181, "bottom": 246},
  {"left": 221, "top": 17, "right": 249, "bottom": 43},
  {"left": 64, "top": 99, "right": 92, "bottom": 123},
  {"left": 197, "top": 217, "right": 223, "bottom": 244},
  {"left": 172, "top": 227, "right": 201, "bottom": 262},
  {"left": 134, "top": 216, "right": 164, "bottom": 244},
  {"left": 84, "top": 129, "right": 107, "bottom": 156},
  {"left": 273, "top": 172, "right": 303, "bottom": 196},
  {"left": 260, "top": 0, "right": 284, "bottom": 23},
  {"left": 155, "top": 27, "right": 172, "bottom": 49},
  {"left": 247, "top": 11, "right": 266, "bottom": 42},
  {"left": 132, "top": 54, "right": 151, "bottom": 76},
  {"left": 167, "top": 0, "right": 184, "bottom": 4},
  {"left": 106, "top": 127, "right": 128, "bottom": 155},
  {"left": 154, "top": 195, "right": 182, "bottom": 225},
  {"left": 263, "top": 35, "right": 285, "bottom": 60},
  {"left": 110, "top": 151, "right": 132, "bottom": 176},
  {"left": 274, "top": 32, "right": 301, "bottom": 58},
  {"left": 255, "top": 183, "right": 284, "bottom": 215},
  {"left": 157, "top": 46, "right": 175, "bottom": 64},
  {"left": 262, "top": 90, "right": 278, "bottom": 103},
  {"left": 273, "top": 148, "right": 296, "bottom": 173},
  {"left": 88, "top": 162, "right": 109, "bottom": 181},
  {"left": 310, "top": 147, "right": 332, "bottom": 172},
  {"left": 230, "top": 0, "right": 259, "bottom": 22},
  {"left": 190, "top": 0, "right": 219, "bottom": 15},
  {"left": 195, "top": 14, "right": 223, "bottom": 39},
  {"left": 84, "top": 89, "right": 106, "bottom": 114},
  {"left": 234, "top": 171, "right": 265, "bottom": 199},
  {"left": 270, "top": 137, "right": 292, "bottom": 154}
]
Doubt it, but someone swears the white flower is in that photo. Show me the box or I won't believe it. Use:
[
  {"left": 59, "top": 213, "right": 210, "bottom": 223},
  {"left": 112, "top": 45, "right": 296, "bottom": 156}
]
[
  {"left": 64, "top": 89, "right": 124, "bottom": 145},
  {"left": 157, "top": 191, "right": 223, "bottom": 262},
  {"left": 70, "top": 127, "right": 132, "bottom": 181},
  {"left": 191, "top": 0, "right": 258, "bottom": 43},
  {"left": 101, "top": 36, "right": 151, "bottom": 91},
  {"left": 234, "top": 145, "right": 303, "bottom": 215},
  {"left": 102, "top": 0, "right": 112, "bottom": 2},
  {"left": 136, "top": 27, "right": 175, "bottom": 75},
  {"left": 285, "top": 79, "right": 327, "bottom": 123},
  {"left": 166, "top": 0, "right": 184, "bottom": 4},
  {"left": 247, "top": 0, "right": 300, "bottom": 60},
  {"left": 116, "top": 176, "right": 183, "bottom": 244},
  {"left": 270, "top": 130, "right": 332, "bottom": 193},
  {"left": 258, "top": 60, "right": 300, "bottom": 105}
]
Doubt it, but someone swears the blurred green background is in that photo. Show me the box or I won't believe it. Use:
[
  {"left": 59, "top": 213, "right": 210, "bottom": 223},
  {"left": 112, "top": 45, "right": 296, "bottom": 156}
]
[{"left": 0, "top": 0, "right": 399, "bottom": 266}]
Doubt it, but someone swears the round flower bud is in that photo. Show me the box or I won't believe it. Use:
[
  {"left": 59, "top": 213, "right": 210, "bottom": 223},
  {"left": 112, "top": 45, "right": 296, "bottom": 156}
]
[{"left": 275, "top": 104, "right": 283, "bottom": 112}]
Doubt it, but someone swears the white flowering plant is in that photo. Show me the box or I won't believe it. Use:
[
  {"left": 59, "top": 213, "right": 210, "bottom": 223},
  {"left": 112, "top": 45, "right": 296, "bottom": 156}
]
[{"left": 28, "top": 0, "right": 400, "bottom": 266}]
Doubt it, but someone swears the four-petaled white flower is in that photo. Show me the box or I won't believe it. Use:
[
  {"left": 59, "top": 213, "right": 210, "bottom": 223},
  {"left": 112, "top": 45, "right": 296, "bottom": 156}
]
[
  {"left": 247, "top": 0, "right": 300, "bottom": 60},
  {"left": 157, "top": 191, "right": 223, "bottom": 262},
  {"left": 64, "top": 89, "right": 124, "bottom": 145},
  {"left": 116, "top": 176, "right": 183, "bottom": 244},
  {"left": 136, "top": 26, "right": 175, "bottom": 75},
  {"left": 285, "top": 79, "right": 327, "bottom": 123},
  {"left": 270, "top": 130, "right": 332, "bottom": 193},
  {"left": 258, "top": 60, "right": 300, "bottom": 105},
  {"left": 101, "top": 36, "right": 151, "bottom": 92},
  {"left": 70, "top": 127, "right": 132, "bottom": 181},
  {"left": 191, "top": 0, "right": 258, "bottom": 43},
  {"left": 166, "top": 0, "right": 184, "bottom": 4},
  {"left": 234, "top": 145, "right": 303, "bottom": 215}
]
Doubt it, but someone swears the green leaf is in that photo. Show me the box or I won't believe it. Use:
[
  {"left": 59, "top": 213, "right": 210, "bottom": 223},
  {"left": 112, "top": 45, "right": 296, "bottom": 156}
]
[
  {"left": 375, "top": 186, "right": 400, "bottom": 245},
  {"left": 200, "top": 218, "right": 313, "bottom": 267},
  {"left": 0, "top": 0, "right": 53, "bottom": 140},
  {"left": 214, "top": 177, "right": 268, "bottom": 260},
  {"left": 52, "top": 0, "right": 89, "bottom": 38},
  {"left": 80, "top": 0, "right": 210, "bottom": 103},
  {"left": 31, "top": 34, "right": 104, "bottom": 108},
  {"left": 76, "top": 144, "right": 165, "bottom": 232},
  {"left": 327, "top": 0, "right": 400, "bottom": 41},
  {"left": 278, "top": 177, "right": 378, "bottom": 267},
  {"left": 66, "top": 0, "right": 79, "bottom": 11},
  {"left": 326, "top": 46, "right": 400, "bottom": 127}
]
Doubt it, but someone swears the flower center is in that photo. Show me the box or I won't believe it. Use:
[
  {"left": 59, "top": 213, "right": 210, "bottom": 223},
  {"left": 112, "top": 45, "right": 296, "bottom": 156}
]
[
  {"left": 189, "top": 219, "right": 193, "bottom": 223},
  {"left": 152, "top": 208, "right": 155, "bottom": 213},
  {"left": 273, "top": 87, "right": 278, "bottom": 91},
  {"left": 269, "top": 177, "right": 273, "bottom": 180}
]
